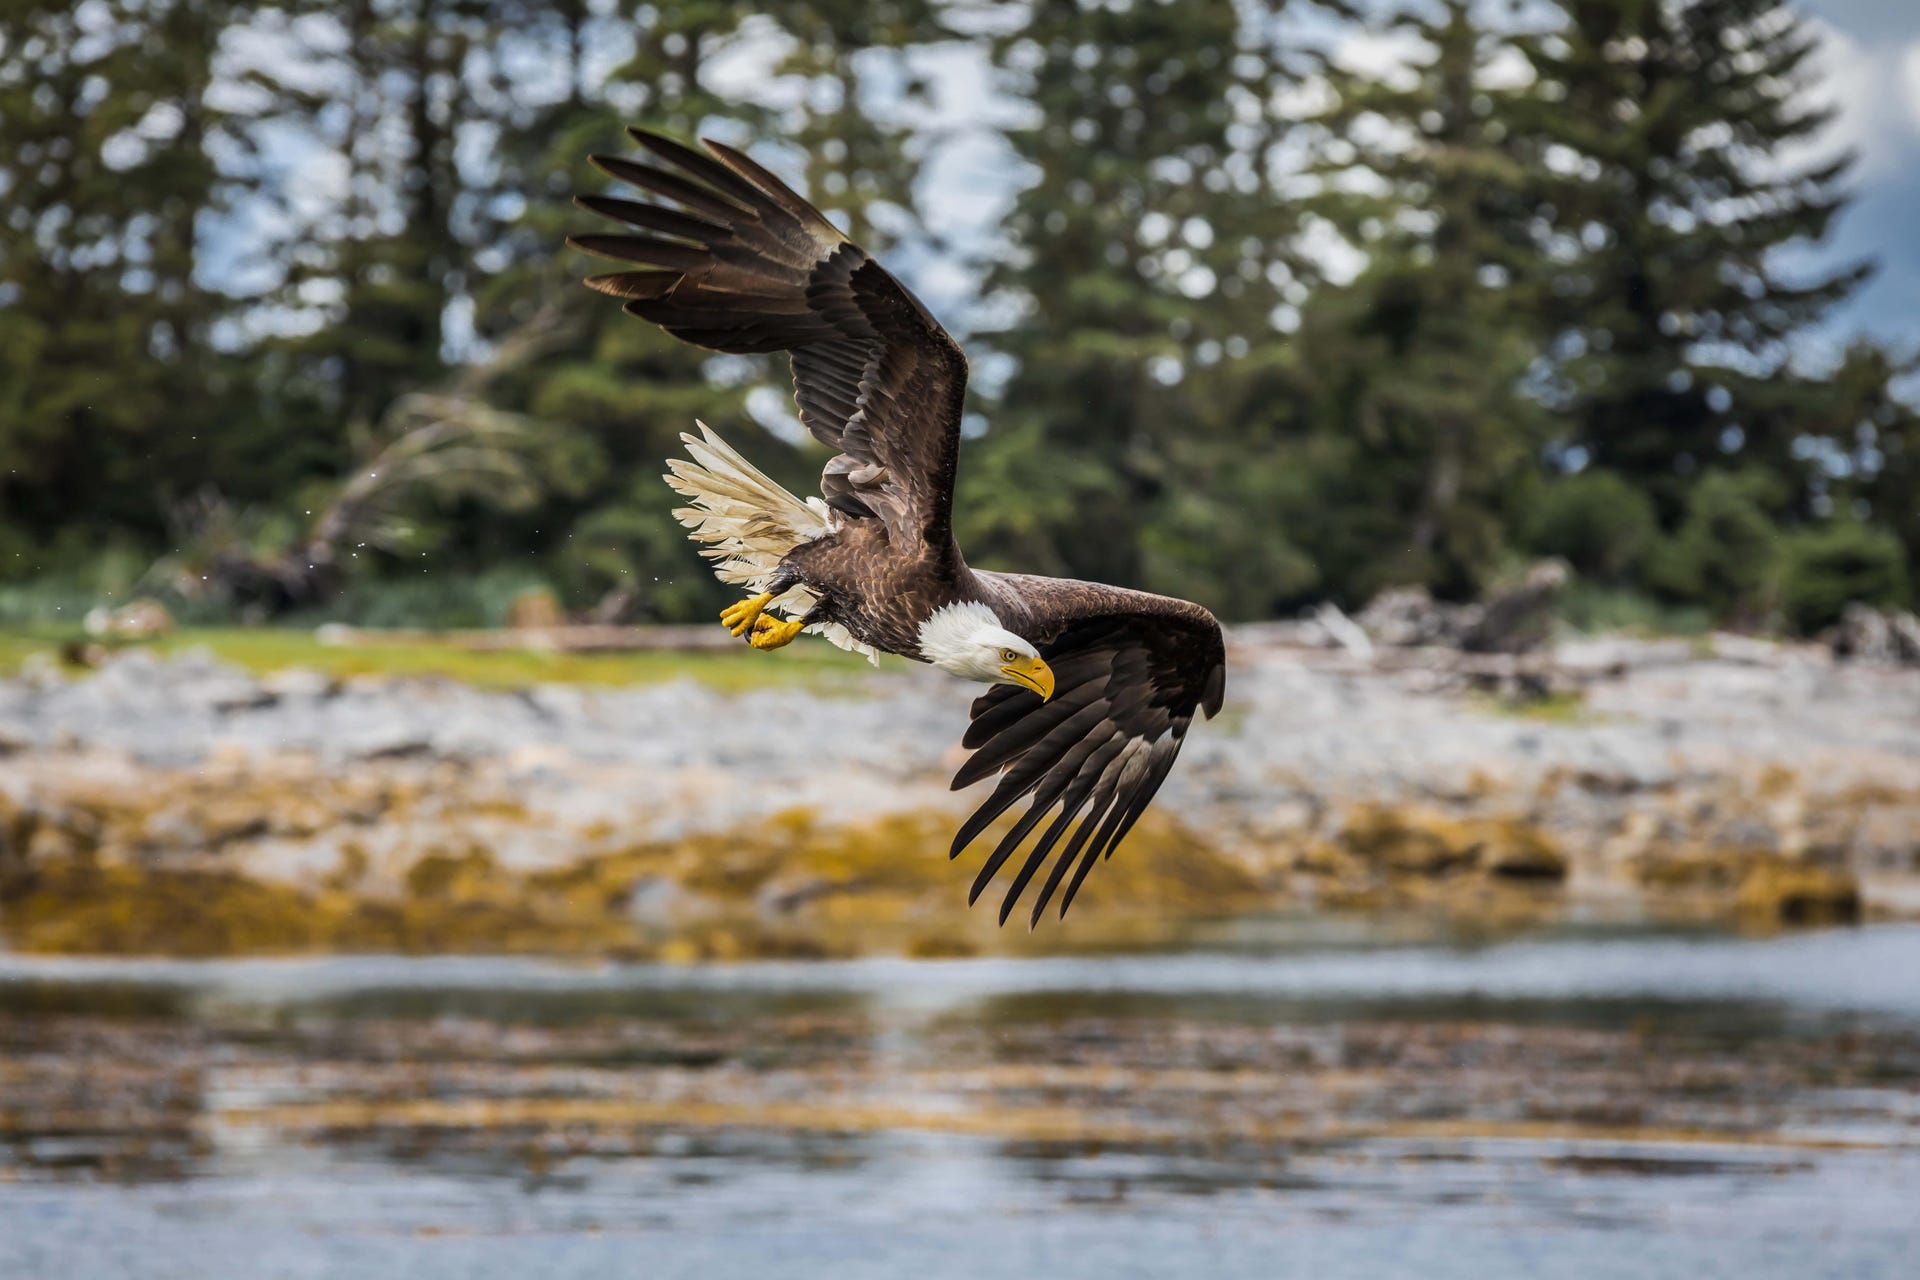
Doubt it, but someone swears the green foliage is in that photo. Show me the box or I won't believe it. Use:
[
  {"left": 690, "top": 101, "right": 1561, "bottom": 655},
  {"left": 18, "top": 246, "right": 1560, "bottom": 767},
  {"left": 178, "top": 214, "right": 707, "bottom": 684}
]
[
  {"left": 1522, "top": 469, "right": 1658, "bottom": 584},
  {"left": 559, "top": 486, "right": 724, "bottom": 622},
  {"left": 292, "top": 567, "right": 563, "bottom": 631},
  {"left": 1645, "top": 471, "right": 1784, "bottom": 622},
  {"left": 0, "top": 0, "right": 288, "bottom": 540},
  {"left": 3, "top": 0, "right": 1916, "bottom": 638},
  {"left": 1780, "top": 521, "right": 1911, "bottom": 635},
  {"left": 1556, "top": 584, "right": 1713, "bottom": 638},
  {"left": 1295, "top": 1, "right": 1550, "bottom": 601},
  {"left": 1512, "top": 0, "right": 1869, "bottom": 520},
  {"left": 963, "top": 0, "right": 1309, "bottom": 608}
]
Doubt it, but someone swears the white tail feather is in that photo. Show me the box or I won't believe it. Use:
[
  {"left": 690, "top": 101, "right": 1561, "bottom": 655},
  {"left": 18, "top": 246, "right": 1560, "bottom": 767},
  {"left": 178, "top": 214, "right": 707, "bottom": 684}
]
[{"left": 664, "top": 421, "right": 878, "bottom": 664}]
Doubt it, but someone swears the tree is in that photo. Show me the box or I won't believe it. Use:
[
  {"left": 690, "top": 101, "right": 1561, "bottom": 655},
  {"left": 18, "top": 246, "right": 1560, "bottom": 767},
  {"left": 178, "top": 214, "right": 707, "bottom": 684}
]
[
  {"left": 0, "top": 0, "right": 280, "bottom": 553},
  {"left": 1809, "top": 343, "right": 1920, "bottom": 578},
  {"left": 1514, "top": 0, "right": 1870, "bottom": 519},
  {"left": 1297, "top": 0, "right": 1550, "bottom": 600},
  {"left": 470, "top": 0, "right": 953, "bottom": 619},
  {"left": 1644, "top": 467, "right": 1783, "bottom": 622},
  {"left": 1780, "top": 518, "right": 1910, "bottom": 635},
  {"left": 964, "top": 0, "right": 1317, "bottom": 615}
]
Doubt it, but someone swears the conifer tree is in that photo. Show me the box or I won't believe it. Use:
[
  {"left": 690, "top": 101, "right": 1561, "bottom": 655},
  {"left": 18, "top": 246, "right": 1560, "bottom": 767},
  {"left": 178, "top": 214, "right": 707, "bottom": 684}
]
[
  {"left": 967, "top": 0, "right": 1314, "bottom": 613},
  {"left": 1513, "top": 0, "right": 1869, "bottom": 518},
  {"left": 1299, "top": 0, "right": 1550, "bottom": 599},
  {"left": 0, "top": 0, "right": 297, "bottom": 553},
  {"left": 472, "top": 1, "right": 949, "bottom": 618}
]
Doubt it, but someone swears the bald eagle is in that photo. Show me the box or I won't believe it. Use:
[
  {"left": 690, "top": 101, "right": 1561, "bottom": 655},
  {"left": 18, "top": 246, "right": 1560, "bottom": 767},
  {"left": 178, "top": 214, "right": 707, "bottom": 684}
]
[{"left": 571, "top": 130, "right": 1226, "bottom": 926}]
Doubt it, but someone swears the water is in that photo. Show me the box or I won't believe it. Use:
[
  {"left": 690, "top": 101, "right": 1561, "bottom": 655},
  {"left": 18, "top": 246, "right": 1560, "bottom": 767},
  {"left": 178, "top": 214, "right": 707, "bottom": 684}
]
[{"left": 4, "top": 921, "right": 1919, "bottom": 1279}]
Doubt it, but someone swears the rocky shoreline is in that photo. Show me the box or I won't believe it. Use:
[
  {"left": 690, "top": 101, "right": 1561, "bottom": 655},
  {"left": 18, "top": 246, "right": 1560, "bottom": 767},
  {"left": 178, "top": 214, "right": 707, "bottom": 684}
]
[{"left": 2, "top": 631, "right": 1916, "bottom": 957}]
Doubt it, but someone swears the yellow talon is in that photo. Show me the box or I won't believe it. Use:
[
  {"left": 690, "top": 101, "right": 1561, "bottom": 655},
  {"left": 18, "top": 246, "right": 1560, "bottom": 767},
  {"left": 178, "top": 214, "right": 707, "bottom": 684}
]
[
  {"left": 720, "top": 591, "right": 773, "bottom": 638},
  {"left": 747, "top": 615, "right": 806, "bottom": 650}
]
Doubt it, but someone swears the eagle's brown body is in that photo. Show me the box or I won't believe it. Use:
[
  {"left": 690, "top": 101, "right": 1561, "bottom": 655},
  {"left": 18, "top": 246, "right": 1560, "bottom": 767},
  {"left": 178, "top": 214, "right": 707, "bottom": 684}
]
[
  {"left": 572, "top": 128, "right": 1226, "bottom": 926},
  {"left": 780, "top": 520, "right": 968, "bottom": 660},
  {"left": 785, "top": 522, "right": 1219, "bottom": 671}
]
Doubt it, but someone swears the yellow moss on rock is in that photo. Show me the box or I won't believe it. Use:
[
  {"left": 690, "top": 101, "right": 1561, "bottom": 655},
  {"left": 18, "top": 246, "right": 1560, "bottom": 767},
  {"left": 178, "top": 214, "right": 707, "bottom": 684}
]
[
  {"left": 0, "top": 804, "right": 1266, "bottom": 959},
  {"left": 1734, "top": 862, "right": 1861, "bottom": 928},
  {"left": 1335, "top": 804, "right": 1567, "bottom": 882}
]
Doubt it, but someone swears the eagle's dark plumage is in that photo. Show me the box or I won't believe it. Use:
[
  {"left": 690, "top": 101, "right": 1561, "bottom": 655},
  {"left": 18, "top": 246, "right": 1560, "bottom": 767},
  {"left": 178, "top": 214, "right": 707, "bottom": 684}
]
[{"left": 571, "top": 128, "right": 1226, "bottom": 927}]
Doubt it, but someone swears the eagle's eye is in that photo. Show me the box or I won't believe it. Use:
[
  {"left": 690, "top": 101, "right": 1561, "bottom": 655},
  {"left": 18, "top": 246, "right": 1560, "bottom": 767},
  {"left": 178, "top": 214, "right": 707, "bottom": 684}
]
[{"left": 1001, "top": 648, "right": 1018, "bottom": 663}]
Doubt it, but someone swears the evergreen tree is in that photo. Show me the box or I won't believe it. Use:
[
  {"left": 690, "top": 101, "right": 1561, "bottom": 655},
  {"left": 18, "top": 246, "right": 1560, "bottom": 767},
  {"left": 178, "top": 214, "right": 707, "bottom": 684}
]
[
  {"left": 2, "top": 0, "right": 1913, "bottom": 631},
  {"left": 279, "top": 0, "right": 525, "bottom": 432},
  {"left": 1298, "top": 0, "right": 1549, "bottom": 600},
  {"left": 1815, "top": 343, "right": 1920, "bottom": 576},
  {"left": 1514, "top": 0, "right": 1869, "bottom": 518},
  {"left": 472, "top": 1, "right": 951, "bottom": 618},
  {"left": 0, "top": 0, "right": 279, "bottom": 553},
  {"left": 963, "top": 0, "right": 1317, "bottom": 615}
]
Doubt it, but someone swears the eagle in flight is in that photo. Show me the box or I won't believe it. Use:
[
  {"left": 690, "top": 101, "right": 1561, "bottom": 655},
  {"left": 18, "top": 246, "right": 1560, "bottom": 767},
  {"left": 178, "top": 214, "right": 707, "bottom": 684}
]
[{"left": 571, "top": 129, "right": 1226, "bottom": 927}]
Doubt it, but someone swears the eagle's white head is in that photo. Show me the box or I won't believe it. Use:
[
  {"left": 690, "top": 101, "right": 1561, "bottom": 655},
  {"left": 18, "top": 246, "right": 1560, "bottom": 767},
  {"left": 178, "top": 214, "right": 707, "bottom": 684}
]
[{"left": 916, "top": 602, "right": 1056, "bottom": 700}]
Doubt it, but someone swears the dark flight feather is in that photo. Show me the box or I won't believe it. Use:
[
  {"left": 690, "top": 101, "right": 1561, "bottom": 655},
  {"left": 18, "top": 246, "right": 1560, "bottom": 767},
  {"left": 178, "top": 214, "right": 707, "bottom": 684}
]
[
  {"left": 571, "top": 129, "right": 970, "bottom": 547},
  {"left": 949, "top": 582, "right": 1226, "bottom": 926}
]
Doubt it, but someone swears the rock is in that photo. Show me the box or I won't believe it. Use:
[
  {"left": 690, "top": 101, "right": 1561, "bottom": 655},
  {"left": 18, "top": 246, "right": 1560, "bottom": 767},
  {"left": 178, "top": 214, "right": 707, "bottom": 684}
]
[
  {"left": 260, "top": 668, "right": 339, "bottom": 701},
  {"left": 1339, "top": 805, "right": 1477, "bottom": 875},
  {"left": 1307, "top": 602, "right": 1374, "bottom": 658},
  {"left": 1897, "top": 613, "right": 1920, "bottom": 662},
  {"left": 1349, "top": 559, "right": 1567, "bottom": 654},
  {"left": 1479, "top": 821, "right": 1569, "bottom": 880},
  {"left": 1336, "top": 806, "right": 1569, "bottom": 883},
  {"left": 1830, "top": 603, "right": 1920, "bottom": 666},
  {"left": 2, "top": 629, "right": 1917, "bottom": 949},
  {"left": 1734, "top": 862, "right": 1861, "bottom": 926},
  {"left": 0, "top": 794, "right": 30, "bottom": 871},
  {"left": 626, "top": 875, "right": 702, "bottom": 926},
  {"left": 1463, "top": 560, "right": 1569, "bottom": 655},
  {"left": 1355, "top": 587, "right": 1479, "bottom": 648},
  {"left": 756, "top": 874, "right": 855, "bottom": 916}
]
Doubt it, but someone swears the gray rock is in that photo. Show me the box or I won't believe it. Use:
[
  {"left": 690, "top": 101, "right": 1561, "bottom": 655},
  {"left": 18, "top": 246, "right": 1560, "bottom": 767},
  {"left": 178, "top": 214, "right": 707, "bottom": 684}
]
[{"left": 1832, "top": 603, "right": 1920, "bottom": 666}]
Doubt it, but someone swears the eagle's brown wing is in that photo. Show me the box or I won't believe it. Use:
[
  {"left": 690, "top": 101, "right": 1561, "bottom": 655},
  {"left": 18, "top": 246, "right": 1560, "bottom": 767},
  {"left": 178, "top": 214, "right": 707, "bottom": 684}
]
[
  {"left": 569, "top": 129, "right": 968, "bottom": 547},
  {"left": 949, "top": 581, "right": 1227, "bottom": 927}
]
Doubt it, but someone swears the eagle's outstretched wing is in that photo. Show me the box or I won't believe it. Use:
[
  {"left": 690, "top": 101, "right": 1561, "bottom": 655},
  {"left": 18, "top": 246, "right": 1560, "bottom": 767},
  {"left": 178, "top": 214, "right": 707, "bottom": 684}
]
[
  {"left": 949, "top": 581, "right": 1227, "bottom": 927},
  {"left": 570, "top": 129, "right": 968, "bottom": 547}
]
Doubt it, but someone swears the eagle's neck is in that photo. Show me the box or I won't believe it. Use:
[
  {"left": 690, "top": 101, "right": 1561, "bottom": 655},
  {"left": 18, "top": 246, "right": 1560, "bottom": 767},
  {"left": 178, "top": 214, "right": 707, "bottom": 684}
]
[{"left": 915, "top": 600, "right": 1005, "bottom": 671}]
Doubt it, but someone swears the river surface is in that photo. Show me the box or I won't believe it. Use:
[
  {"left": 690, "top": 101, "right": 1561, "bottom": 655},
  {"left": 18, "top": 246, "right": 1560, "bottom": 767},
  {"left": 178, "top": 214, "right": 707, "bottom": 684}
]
[{"left": 4, "top": 920, "right": 1920, "bottom": 1279}]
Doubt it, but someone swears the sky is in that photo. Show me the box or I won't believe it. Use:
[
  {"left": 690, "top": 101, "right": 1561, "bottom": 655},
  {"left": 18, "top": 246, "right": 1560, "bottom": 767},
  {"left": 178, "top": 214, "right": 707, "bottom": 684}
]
[{"left": 1785, "top": 0, "right": 1920, "bottom": 361}]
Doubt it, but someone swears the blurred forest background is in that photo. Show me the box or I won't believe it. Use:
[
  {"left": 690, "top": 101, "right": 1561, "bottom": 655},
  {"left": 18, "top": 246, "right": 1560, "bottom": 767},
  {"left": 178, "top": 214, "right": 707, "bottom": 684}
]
[{"left": 2, "top": 0, "right": 1915, "bottom": 638}]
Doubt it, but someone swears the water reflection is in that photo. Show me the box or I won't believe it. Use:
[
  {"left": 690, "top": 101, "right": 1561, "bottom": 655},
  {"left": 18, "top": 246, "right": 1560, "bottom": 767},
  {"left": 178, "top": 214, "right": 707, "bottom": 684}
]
[{"left": 2, "top": 925, "right": 1919, "bottom": 1279}]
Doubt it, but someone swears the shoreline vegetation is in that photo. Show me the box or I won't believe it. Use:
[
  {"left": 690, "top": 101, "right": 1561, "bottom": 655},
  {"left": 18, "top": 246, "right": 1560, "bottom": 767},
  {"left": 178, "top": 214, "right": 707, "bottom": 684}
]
[{"left": 2, "top": 624, "right": 1914, "bottom": 961}]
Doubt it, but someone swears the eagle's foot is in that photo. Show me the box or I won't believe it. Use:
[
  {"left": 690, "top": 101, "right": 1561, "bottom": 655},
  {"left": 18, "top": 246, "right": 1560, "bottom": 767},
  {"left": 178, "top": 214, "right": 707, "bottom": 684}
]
[
  {"left": 720, "top": 592, "right": 773, "bottom": 638},
  {"left": 747, "top": 615, "right": 806, "bottom": 650}
]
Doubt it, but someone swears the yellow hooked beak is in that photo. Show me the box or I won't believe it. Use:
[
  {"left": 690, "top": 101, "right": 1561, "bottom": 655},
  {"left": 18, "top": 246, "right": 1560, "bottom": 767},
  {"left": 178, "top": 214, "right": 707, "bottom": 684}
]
[{"left": 1000, "top": 654, "right": 1055, "bottom": 702}]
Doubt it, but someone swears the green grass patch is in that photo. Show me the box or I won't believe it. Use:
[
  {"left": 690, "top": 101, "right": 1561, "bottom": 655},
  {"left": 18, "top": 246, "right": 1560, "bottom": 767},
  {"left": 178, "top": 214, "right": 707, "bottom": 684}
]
[
  {"left": 1470, "top": 689, "right": 1593, "bottom": 724},
  {"left": 0, "top": 626, "right": 888, "bottom": 692},
  {"left": 1557, "top": 584, "right": 1713, "bottom": 637}
]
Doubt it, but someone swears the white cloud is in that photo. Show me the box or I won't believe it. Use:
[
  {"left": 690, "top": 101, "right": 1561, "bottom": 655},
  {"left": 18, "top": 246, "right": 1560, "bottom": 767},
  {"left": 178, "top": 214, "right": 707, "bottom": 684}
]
[
  {"left": 1904, "top": 42, "right": 1920, "bottom": 131},
  {"left": 1797, "top": 23, "right": 1920, "bottom": 180}
]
